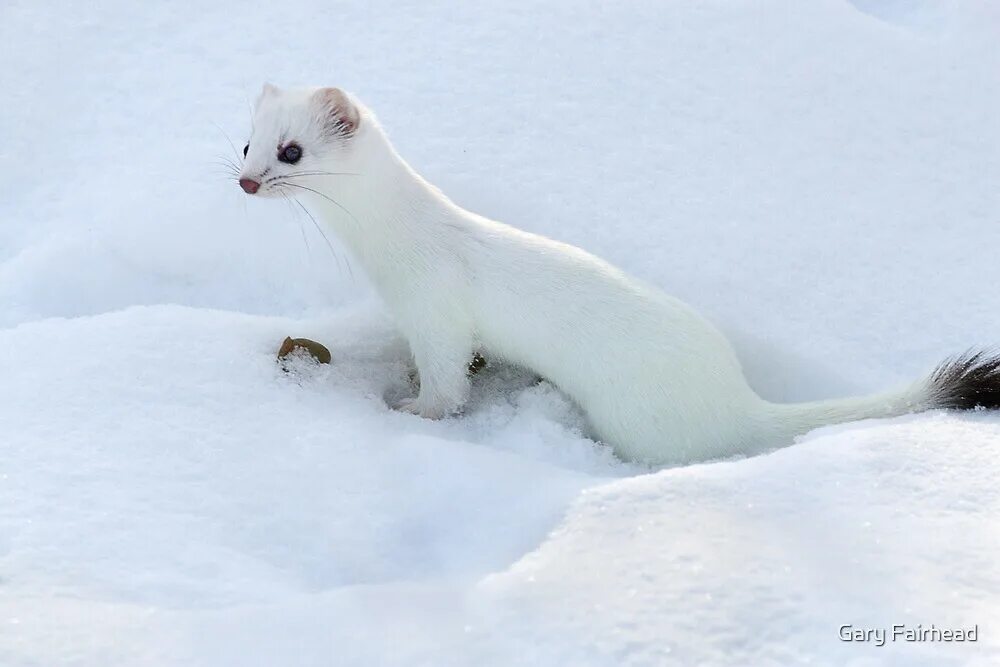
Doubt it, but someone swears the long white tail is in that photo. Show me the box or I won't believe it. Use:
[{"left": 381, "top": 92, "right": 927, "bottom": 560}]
[{"left": 763, "top": 350, "right": 1000, "bottom": 441}]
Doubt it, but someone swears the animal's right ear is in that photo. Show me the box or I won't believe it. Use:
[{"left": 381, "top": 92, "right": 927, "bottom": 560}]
[{"left": 255, "top": 82, "right": 280, "bottom": 106}]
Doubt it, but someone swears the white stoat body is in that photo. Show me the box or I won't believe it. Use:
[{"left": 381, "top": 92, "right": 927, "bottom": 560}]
[{"left": 238, "top": 84, "right": 1000, "bottom": 465}]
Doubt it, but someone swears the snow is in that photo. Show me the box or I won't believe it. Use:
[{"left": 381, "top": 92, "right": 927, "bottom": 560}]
[{"left": 1, "top": 0, "right": 998, "bottom": 665}]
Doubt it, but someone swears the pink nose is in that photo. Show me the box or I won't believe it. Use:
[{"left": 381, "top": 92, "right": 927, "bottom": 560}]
[{"left": 239, "top": 178, "right": 260, "bottom": 194}]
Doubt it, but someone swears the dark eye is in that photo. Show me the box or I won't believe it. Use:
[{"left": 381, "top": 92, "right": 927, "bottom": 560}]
[
  {"left": 279, "top": 144, "right": 302, "bottom": 164},
  {"left": 243, "top": 143, "right": 249, "bottom": 158}
]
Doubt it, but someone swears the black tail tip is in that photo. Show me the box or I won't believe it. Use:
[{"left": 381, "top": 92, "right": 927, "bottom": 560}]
[{"left": 930, "top": 349, "right": 1000, "bottom": 411}]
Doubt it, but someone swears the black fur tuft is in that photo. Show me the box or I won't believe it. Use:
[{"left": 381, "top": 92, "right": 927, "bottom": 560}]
[{"left": 929, "top": 349, "right": 1000, "bottom": 411}]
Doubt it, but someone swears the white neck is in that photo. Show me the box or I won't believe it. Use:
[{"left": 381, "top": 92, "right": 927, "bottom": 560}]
[{"left": 296, "top": 125, "right": 469, "bottom": 291}]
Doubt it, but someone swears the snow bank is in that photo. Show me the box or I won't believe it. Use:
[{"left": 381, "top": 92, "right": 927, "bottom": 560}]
[{"left": 1, "top": 0, "right": 998, "bottom": 665}]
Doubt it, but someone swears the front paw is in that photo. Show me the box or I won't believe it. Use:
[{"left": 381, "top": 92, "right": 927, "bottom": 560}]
[{"left": 392, "top": 397, "right": 451, "bottom": 420}]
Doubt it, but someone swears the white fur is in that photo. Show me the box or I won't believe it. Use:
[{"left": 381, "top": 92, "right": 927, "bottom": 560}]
[{"left": 239, "top": 85, "right": 934, "bottom": 464}]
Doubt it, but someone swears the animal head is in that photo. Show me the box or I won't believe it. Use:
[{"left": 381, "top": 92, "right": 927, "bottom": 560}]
[{"left": 238, "top": 84, "right": 362, "bottom": 197}]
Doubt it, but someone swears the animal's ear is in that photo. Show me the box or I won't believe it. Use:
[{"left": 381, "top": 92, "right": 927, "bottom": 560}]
[
  {"left": 312, "top": 87, "right": 360, "bottom": 137},
  {"left": 255, "top": 82, "right": 280, "bottom": 107}
]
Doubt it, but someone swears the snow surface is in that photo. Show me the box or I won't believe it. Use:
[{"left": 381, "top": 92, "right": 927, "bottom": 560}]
[{"left": 1, "top": 0, "right": 999, "bottom": 665}]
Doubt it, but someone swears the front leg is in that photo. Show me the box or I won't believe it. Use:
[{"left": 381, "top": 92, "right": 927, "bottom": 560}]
[{"left": 395, "top": 325, "right": 473, "bottom": 419}]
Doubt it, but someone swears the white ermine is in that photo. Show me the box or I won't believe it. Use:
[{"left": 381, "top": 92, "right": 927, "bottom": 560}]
[{"left": 237, "top": 84, "right": 1000, "bottom": 465}]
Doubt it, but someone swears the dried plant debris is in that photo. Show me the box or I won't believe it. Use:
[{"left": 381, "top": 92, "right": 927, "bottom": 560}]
[{"left": 277, "top": 337, "right": 332, "bottom": 365}]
